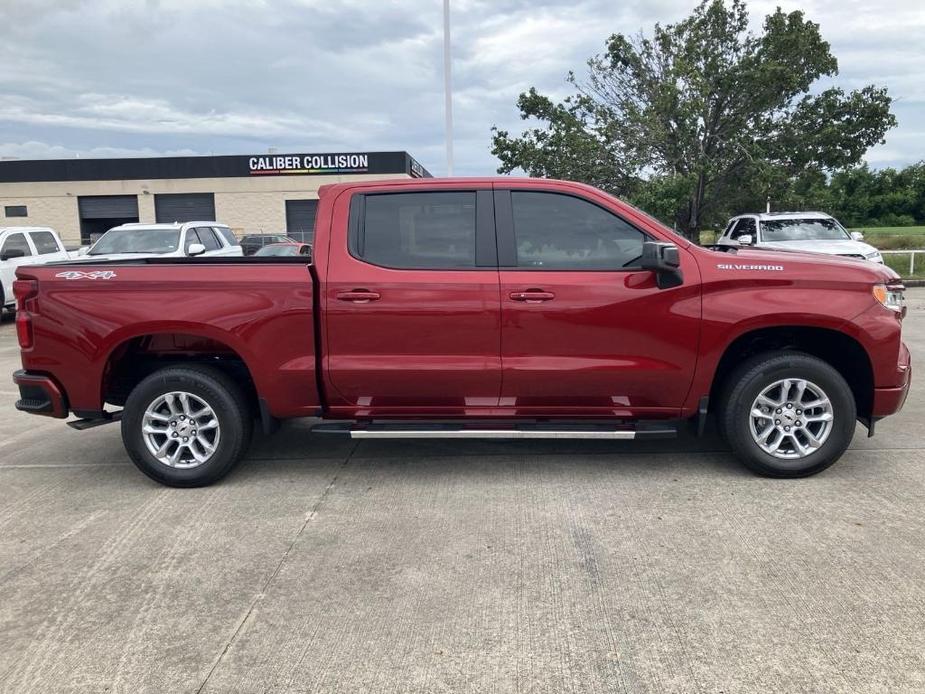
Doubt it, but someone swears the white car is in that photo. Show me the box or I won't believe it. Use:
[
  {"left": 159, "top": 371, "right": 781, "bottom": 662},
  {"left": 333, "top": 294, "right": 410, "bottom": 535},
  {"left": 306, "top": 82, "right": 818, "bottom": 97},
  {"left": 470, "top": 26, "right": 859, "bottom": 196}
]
[
  {"left": 81, "top": 221, "right": 242, "bottom": 262},
  {"left": 717, "top": 212, "right": 883, "bottom": 263},
  {"left": 1, "top": 227, "right": 70, "bottom": 310}
]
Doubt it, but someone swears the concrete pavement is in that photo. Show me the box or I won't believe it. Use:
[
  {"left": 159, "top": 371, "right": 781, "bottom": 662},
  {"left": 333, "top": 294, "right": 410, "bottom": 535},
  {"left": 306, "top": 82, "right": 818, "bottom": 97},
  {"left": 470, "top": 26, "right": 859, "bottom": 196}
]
[{"left": 1, "top": 291, "right": 923, "bottom": 693}]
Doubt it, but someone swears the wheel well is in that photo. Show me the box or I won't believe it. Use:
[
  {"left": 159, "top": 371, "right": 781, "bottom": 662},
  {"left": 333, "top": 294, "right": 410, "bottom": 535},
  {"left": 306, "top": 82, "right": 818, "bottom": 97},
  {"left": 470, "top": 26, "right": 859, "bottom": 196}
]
[
  {"left": 102, "top": 333, "right": 257, "bottom": 411},
  {"left": 710, "top": 327, "right": 874, "bottom": 420}
]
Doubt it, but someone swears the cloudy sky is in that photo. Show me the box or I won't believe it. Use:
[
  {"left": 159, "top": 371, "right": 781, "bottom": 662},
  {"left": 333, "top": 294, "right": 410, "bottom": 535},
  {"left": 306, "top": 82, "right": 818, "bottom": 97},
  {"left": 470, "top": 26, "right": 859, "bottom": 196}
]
[{"left": 1, "top": 0, "right": 923, "bottom": 176}]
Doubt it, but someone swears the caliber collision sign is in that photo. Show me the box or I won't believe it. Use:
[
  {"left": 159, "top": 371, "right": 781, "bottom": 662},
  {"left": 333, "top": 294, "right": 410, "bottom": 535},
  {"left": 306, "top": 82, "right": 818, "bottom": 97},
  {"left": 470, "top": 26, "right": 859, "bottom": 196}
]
[{"left": 248, "top": 154, "right": 370, "bottom": 176}]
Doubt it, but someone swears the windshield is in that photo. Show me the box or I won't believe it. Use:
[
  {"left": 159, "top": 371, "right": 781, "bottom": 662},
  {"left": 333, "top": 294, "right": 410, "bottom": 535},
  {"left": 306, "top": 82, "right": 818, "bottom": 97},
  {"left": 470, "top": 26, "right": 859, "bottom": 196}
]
[
  {"left": 255, "top": 244, "right": 298, "bottom": 256},
  {"left": 760, "top": 219, "right": 850, "bottom": 242},
  {"left": 89, "top": 228, "right": 180, "bottom": 255}
]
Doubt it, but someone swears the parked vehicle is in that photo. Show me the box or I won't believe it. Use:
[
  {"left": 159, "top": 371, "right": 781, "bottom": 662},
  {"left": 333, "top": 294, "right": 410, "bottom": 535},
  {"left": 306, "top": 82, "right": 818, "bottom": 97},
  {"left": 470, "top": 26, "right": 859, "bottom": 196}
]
[
  {"left": 240, "top": 234, "right": 294, "bottom": 256},
  {"left": 12, "top": 178, "right": 910, "bottom": 487},
  {"left": 254, "top": 242, "right": 312, "bottom": 258},
  {"left": 1, "top": 227, "right": 69, "bottom": 311},
  {"left": 82, "top": 222, "right": 242, "bottom": 261},
  {"left": 717, "top": 212, "right": 884, "bottom": 263}
]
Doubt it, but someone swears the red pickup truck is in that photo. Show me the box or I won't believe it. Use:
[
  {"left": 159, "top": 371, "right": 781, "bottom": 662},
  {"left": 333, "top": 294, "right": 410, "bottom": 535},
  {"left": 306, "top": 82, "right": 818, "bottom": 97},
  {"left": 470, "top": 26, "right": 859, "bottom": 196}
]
[{"left": 12, "top": 178, "right": 911, "bottom": 486}]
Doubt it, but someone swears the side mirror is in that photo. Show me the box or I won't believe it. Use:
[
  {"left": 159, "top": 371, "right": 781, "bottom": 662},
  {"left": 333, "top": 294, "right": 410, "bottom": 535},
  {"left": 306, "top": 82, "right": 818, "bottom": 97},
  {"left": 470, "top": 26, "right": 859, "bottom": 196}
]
[
  {"left": 0, "top": 248, "right": 26, "bottom": 261},
  {"left": 737, "top": 234, "right": 754, "bottom": 246},
  {"left": 187, "top": 243, "right": 206, "bottom": 257},
  {"left": 640, "top": 241, "right": 682, "bottom": 289},
  {"left": 850, "top": 231, "right": 864, "bottom": 241}
]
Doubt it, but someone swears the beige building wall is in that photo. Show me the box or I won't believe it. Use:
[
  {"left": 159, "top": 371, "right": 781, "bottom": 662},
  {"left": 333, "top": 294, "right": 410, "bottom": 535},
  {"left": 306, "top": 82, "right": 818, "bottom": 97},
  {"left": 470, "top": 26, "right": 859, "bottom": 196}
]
[{"left": 0, "top": 172, "right": 409, "bottom": 246}]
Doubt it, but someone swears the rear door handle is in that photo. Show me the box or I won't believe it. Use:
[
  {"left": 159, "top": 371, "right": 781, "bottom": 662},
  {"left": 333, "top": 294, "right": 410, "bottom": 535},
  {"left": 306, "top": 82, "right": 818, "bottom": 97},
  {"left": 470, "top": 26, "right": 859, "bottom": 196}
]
[
  {"left": 509, "top": 290, "right": 555, "bottom": 303},
  {"left": 337, "top": 289, "right": 381, "bottom": 303}
]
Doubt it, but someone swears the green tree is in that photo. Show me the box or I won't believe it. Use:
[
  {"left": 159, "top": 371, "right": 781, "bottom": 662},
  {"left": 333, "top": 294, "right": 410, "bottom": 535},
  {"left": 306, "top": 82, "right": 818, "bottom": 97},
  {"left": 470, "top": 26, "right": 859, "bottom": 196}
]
[{"left": 491, "top": 0, "right": 896, "bottom": 241}]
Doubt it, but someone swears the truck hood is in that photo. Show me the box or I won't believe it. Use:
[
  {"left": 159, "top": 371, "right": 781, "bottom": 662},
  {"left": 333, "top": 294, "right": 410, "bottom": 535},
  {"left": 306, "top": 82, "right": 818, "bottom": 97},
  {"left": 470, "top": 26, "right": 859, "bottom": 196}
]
[
  {"left": 758, "top": 238, "right": 880, "bottom": 258},
  {"left": 719, "top": 246, "right": 899, "bottom": 282}
]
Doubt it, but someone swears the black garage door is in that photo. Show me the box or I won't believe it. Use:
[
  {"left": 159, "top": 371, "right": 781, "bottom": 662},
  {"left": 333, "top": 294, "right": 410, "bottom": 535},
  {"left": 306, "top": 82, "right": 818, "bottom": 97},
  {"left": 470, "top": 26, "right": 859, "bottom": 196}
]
[
  {"left": 155, "top": 193, "right": 216, "bottom": 223},
  {"left": 78, "top": 195, "right": 139, "bottom": 244},
  {"left": 285, "top": 200, "right": 318, "bottom": 243}
]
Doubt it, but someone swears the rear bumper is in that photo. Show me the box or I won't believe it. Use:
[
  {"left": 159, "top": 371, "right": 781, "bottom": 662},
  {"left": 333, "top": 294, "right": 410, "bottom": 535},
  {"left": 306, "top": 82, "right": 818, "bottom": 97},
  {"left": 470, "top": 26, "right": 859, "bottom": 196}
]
[
  {"left": 13, "top": 370, "right": 69, "bottom": 418},
  {"left": 872, "top": 342, "right": 912, "bottom": 418}
]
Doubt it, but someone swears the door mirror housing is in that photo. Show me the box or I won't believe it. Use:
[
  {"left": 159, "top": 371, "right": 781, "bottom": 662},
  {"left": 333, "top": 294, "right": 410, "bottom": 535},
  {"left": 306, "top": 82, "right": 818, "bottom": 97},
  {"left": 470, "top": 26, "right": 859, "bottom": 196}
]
[
  {"left": 0, "top": 248, "right": 26, "bottom": 261},
  {"left": 187, "top": 243, "right": 206, "bottom": 257},
  {"left": 850, "top": 231, "right": 864, "bottom": 241},
  {"left": 737, "top": 234, "right": 754, "bottom": 246},
  {"left": 640, "top": 241, "right": 682, "bottom": 289}
]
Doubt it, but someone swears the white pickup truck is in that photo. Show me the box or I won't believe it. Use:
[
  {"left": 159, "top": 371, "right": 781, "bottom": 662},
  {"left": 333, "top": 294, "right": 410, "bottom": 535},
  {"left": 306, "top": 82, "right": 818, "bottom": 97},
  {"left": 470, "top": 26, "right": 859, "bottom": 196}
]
[{"left": 0, "top": 227, "right": 69, "bottom": 311}]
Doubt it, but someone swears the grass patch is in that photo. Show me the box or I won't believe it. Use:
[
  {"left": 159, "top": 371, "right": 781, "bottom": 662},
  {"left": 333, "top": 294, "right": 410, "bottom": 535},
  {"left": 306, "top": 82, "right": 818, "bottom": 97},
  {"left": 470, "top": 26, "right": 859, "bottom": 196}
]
[{"left": 882, "top": 251, "right": 925, "bottom": 279}]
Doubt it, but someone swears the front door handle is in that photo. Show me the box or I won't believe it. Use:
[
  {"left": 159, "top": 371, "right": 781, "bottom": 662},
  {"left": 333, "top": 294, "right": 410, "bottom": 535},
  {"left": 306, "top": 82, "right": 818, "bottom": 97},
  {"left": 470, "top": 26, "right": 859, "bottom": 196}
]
[
  {"left": 337, "top": 289, "right": 381, "bottom": 303},
  {"left": 509, "top": 290, "right": 555, "bottom": 303}
]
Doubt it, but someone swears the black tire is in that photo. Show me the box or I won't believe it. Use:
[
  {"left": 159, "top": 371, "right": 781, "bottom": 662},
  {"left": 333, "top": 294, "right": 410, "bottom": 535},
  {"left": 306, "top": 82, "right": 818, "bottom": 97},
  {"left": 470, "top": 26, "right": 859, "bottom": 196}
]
[
  {"left": 719, "top": 351, "right": 856, "bottom": 478},
  {"left": 121, "top": 365, "right": 253, "bottom": 487}
]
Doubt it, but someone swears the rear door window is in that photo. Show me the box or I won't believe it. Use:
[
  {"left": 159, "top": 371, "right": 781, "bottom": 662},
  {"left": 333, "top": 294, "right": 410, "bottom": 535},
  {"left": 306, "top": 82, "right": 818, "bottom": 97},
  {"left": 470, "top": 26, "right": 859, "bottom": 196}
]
[
  {"left": 352, "top": 192, "right": 478, "bottom": 269},
  {"left": 214, "top": 226, "right": 238, "bottom": 247},
  {"left": 29, "top": 231, "right": 61, "bottom": 255}
]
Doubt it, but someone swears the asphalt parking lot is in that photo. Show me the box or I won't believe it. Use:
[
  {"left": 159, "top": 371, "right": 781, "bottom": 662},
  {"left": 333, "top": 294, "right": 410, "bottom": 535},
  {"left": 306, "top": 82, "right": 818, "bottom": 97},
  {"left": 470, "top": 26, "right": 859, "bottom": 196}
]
[{"left": 1, "top": 292, "right": 923, "bottom": 694}]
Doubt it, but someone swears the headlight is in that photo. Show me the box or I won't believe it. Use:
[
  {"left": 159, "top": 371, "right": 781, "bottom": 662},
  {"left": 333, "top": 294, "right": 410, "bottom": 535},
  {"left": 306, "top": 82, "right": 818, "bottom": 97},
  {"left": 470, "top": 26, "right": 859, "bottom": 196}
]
[
  {"left": 865, "top": 251, "right": 883, "bottom": 263},
  {"left": 873, "top": 283, "right": 905, "bottom": 315}
]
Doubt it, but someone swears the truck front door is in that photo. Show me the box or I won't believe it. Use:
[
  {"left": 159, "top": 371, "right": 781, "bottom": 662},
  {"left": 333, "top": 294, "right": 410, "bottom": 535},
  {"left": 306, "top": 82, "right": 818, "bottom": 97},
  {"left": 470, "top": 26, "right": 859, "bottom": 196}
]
[
  {"left": 324, "top": 187, "right": 502, "bottom": 416},
  {"left": 494, "top": 186, "right": 701, "bottom": 418}
]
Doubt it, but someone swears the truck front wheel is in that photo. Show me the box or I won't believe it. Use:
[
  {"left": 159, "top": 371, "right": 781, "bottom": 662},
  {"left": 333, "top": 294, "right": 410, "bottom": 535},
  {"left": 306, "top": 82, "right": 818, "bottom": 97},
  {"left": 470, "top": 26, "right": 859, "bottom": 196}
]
[
  {"left": 121, "top": 365, "right": 253, "bottom": 487},
  {"left": 720, "top": 351, "right": 856, "bottom": 477}
]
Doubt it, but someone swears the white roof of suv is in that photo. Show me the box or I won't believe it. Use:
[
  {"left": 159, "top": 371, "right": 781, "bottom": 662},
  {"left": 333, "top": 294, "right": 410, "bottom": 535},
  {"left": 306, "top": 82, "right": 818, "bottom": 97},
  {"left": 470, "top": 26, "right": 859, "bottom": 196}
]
[
  {"left": 113, "top": 221, "right": 230, "bottom": 230},
  {"left": 732, "top": 211, "right": 835, "bottom": 222}
]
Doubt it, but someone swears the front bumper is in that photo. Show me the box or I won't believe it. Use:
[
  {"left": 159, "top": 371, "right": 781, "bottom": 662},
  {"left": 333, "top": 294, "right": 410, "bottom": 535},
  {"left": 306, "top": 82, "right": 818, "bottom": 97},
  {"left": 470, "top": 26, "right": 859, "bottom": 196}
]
[
  {"left": 872, "top": 342, "right": 912, "bottom": 418},
  {"left": 13, "top": 370, "right": 69, "bottom": 419}
]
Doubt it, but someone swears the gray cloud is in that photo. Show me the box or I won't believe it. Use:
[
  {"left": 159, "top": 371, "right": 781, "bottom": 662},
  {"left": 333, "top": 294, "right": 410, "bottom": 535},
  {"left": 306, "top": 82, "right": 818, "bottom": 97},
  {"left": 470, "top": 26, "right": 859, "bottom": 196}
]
[{"left": 0, "top": 0, "right": 922, "bottom": 174}]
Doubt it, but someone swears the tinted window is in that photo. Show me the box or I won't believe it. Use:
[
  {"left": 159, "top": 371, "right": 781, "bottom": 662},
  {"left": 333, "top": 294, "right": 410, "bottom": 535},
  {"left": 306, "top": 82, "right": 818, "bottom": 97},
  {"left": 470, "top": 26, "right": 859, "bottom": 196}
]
[
  {"left": 510, "top": 192, "right": 645, "bottom": 269},
  {"left": 214, "top": 226, "right": 238, "bottom": 246},
  {"left": 1, "top": 233, "right": 32, "bottom": 257},
  {"left": 184, "top": 228, "right": 201, "bottom": 253},
  {"left": 30, "top": 231, "right": 60, "bottom": 254},
  {"left": 196, "top": 227, "right": 221, "bottom": 251},
  {"left": 355, "top": 192, "right": 477, "bottom": 269},
  {"left": 730, "top": 218, "right": 756, "bottom": 240},
  {"left": 4, "top": 205, "right": 27, "bottom": 218}
]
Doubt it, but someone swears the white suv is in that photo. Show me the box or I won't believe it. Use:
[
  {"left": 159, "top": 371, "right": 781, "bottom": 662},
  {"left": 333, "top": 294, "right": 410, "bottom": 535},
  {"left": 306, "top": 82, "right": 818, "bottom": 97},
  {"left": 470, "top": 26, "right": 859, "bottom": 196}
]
[
  {"left": 1, "top": 227, "right": 69, "bottom": 310},
  {"left": 82, "top": 222, "right": 242, "bottom": 261},
  {"left": 718, "top": 212, "right": 883, "bottom": 263}
]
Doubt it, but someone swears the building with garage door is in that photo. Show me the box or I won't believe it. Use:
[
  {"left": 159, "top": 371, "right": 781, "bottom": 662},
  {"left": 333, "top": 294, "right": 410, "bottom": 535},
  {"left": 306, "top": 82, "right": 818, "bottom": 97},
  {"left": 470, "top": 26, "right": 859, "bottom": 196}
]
[{"left": 0, "top": 151, "right": 430, "bottom": 247}]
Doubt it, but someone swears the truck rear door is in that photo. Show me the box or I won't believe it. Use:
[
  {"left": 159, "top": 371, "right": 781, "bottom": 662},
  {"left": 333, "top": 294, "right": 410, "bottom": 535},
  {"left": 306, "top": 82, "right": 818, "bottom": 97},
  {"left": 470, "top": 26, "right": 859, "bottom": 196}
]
[
  {"left": 494, "top": 184, "right": 701, "bottom": 417},
  {"left": 323, "top": 185, "right": 502, "bottom": 415}
]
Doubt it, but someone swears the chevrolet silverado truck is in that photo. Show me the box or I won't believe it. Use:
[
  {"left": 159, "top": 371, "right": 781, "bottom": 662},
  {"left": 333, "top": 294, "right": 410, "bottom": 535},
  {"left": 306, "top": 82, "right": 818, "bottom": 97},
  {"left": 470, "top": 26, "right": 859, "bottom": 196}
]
[{"left": 11, "top": 178, "right": 911, "bottom": 486}]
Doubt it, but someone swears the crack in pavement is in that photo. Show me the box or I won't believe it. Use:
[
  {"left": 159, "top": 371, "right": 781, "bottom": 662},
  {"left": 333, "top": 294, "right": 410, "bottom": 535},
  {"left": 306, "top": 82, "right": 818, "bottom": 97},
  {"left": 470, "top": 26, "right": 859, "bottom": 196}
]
[{"left": 194, "top": 441, "right": 359, "bottom": 694}]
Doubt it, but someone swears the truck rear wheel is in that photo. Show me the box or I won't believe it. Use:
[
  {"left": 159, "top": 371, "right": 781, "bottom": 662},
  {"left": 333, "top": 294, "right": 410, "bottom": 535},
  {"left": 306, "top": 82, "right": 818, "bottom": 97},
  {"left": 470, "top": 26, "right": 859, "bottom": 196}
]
[
  {"left": 121, "top": 365, "right": 253, "bottom": 487},
  {"left": 720, "top": 351, "right": 856, "bottom": 477}
]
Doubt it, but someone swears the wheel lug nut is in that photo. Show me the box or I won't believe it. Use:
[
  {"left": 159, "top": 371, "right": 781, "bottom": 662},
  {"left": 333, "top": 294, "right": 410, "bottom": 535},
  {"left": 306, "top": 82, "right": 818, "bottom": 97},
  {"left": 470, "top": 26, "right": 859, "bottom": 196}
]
[
  {"left": 796, "top": 409, "right": 802, "bottom": 415},
  {"left": 784, "top": 426, "right": 791, "bottom": 431},
  {"left": 786, "top": 403, "right": 792, "bottom": 409},
  {"left": 172, "top": 432, "right": 178, "bottom": 438},
  {"left": 183, "top": 437, "right": 188, "bottom": 442},
  {"left": 776, "top": 408, "right": 782, "bottom": 414},
  {"left": 796, "top": 421, "right": 802, "bottom": 427},
  {"left": 775, "top": 419, "right": 781, "bottom": 424},
  {"left": 170, "top": 421, "right": 176, "bottom": 427}
]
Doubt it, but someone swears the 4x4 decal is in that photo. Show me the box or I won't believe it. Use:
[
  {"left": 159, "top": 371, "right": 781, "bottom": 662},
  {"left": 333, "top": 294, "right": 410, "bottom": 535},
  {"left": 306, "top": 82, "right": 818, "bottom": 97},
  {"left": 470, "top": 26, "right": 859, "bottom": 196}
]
[{"left": 55, "top": 270, "right": 118, "bottom": 280}]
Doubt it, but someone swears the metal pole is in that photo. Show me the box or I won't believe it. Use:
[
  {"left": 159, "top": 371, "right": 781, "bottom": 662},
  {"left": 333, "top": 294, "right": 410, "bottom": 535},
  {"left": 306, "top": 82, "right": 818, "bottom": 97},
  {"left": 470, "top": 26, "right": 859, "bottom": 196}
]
[{"left": 443, "top": 0, "right": 454, "bottom": 176}]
